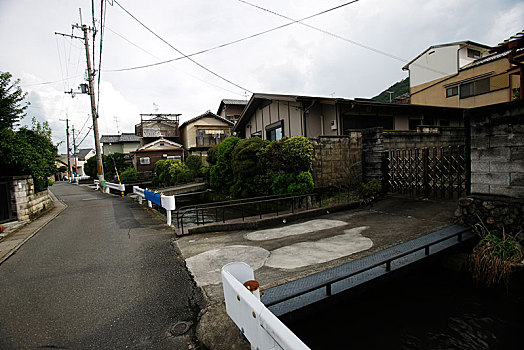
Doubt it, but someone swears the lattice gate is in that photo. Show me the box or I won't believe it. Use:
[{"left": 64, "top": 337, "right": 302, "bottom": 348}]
[{"left": 386, "top": 146, "right": 468, "bottom": 199}]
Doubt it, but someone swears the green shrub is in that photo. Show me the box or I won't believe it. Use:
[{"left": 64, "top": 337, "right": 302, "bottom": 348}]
[
  {"left": 153, "top": 159, "right": 191, "bottom": 187},
  {"left": 206, "top": 145, "right": 218, "bottom": 166},
  {"left": 357, "top": 181, "right": 382, "bottom": 202},
  {"left": 282, "top": 136, "right": 313, "bottom": 173},
  {"left": 185, "top": 155, "right": 203, "bottom": 178},
  {"left": 119, "top": 167, "right": 138, "bottom": 183},
  {"left": 210, "top": 136, "right": 240, "bottom": 192}
]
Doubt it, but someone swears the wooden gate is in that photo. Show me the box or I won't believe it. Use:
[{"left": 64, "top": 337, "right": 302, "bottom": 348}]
[{"left": 386, "top": 146, "right": 468, "bottom": 199}]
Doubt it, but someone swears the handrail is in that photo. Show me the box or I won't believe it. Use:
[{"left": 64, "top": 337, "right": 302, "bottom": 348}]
[
  {"left": 264, "top": 226, "right": 470, "bottom": 307},
  {"left": 177, "top": 193, "right": 318, "bottom": 233},
  {"left": 133, "top": 186, "right": 176, "bottom": 225},
  {"left": 175, "top": 192, "right": 295, "bottom": 213}
]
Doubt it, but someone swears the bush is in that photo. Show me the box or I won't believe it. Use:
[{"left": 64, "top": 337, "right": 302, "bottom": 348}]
[
  {"left": 153, "top": 159, "right": 191, "bottom": 187},
  {"left": 282, "top": 136, "right": 313, "bottom": 173},
  {"left": 357, "top": 181, "right": 382, "bottom": 202},
  {"left": 119, "top": 167, "right": 138, "bottom": 183},
  {"left": 271, "top": 171, "right": 314, "bottom": 195},
  {"left": 210, "top": 136, "right": 240, "bottom": 192},
  {"left": 206, "top": 145, "right": 218, "bottom": 166},
  {"left": 185, "top": 155, "right": 203, "bottom": 178}
]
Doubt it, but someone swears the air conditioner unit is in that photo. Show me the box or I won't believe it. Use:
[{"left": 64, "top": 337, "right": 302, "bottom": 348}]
[{"left": 331, "top": 120, "right": 337, "bottom": 130}]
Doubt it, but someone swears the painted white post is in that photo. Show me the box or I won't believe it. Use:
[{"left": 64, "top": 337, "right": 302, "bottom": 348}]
[
  {"left": 222, "top": 262, "right": 310, "bottom": 350},
  {"left": 161, "top": 194, "right": 176, "bottom": 226}
]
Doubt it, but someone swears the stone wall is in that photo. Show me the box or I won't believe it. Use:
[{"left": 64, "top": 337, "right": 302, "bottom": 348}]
[
  {"left": 455, "top": 100, "right": 524, "bottom": 235},
  {"left": 311, "top": 134, "right": 362, "bottom": 188},
  {"left": 9, "top": 175, "right": 52, "bottom": 221},
  {"left": 467, "top": 100, "right": 524, "bottom": 198},
  {"left": 361, "top": 126, "right": 466, "bottom": 185}
]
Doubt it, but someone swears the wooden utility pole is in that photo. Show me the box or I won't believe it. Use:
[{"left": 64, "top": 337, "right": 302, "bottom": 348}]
[
  {"left": 72, "top": 126, "right": 77, "bottom": 180},
  {"left": 64, "top": 117, "right": 72, "bottom": 180}
]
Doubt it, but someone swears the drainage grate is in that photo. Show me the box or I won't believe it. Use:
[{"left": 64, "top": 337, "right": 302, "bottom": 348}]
[{"left": 170, "top": 321, "right": 193, "bottom": 336}]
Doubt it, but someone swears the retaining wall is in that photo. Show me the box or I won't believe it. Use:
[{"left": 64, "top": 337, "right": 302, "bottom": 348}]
[{"left": 8, "top": 175, "right": 52, "bottom": 221}]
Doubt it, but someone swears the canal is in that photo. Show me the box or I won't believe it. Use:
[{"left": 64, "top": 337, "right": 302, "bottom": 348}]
[{"left": 284, "top": 256, "right": 524, "bottom": 349}]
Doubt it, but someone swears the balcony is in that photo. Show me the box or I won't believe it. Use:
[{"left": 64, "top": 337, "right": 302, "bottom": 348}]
[{"left": 195, "top": 132, "right": 230, "bottom": 147}]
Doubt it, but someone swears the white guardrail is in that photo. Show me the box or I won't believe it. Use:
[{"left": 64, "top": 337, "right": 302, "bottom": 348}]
[
  {"left": 93, "top": 180, "right": 125, "bottom": 194},
  {"left": 133, "top": 186, "right": 176, "bottom": 226},
  {"left": 222, "top": 262, "right": 310, "bottom": 350}
]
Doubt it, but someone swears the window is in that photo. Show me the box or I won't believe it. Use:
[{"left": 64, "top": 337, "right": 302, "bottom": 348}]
[
  {"left": 446, "top": 86, "right": 458, "bottom": 97},
  {"left": 250, "top": 131, "right": 262, "bottom": 138},
  {"left": 467, "top": 48, "right": 481, "bottom": 59},
  {"left": 265, "top": 120, "right": 284, "bottom": 141},
  {"left": 459, "top": 77, "right": 490, "bottom": 99},
  {"left": 460, "top": 82, "right": 474, "bottom": 98},
  {"left": 167, "top": 156, "right": 181, "bottom": 160},
  {"left": 139, "top": 157, "right": 150, "bottom": 165}
]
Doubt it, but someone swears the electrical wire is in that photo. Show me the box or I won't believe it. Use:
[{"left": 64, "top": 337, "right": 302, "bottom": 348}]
[
  {"left": 103, "top": 25, "right": 245, "bottom": 96},
  {"left": 106, "top": 0, "right": 359, "bottom": 73},
  {"left": 236, "top": 0, "right": 448, "bottom": 76},
  {"left": 96, "top": 0, "right": 106, "bottom": 108},
  {"left": 113, "top": 0, "right": 252, "bottom": 93}
]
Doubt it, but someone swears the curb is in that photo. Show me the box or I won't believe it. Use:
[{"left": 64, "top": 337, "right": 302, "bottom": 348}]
[{"left": 0, "top": 189, "right": 68, "bottom": 265}]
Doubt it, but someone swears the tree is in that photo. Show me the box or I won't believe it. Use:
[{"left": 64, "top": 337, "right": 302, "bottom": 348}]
[
  {"left": 0, "top": 119, "right": 58, "bottom": 192},
  {"left": 0, "top": 71, "right": 28, "bottom": 129}
]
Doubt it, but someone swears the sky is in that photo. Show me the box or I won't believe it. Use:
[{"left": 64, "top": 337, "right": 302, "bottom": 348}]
[{"left": 0, "top": 0, "right": 522, "bottom": 153}]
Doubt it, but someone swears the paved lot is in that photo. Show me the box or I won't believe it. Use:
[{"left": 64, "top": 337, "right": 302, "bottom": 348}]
[
  {"left": 0, "top": 183, "right": 202, "bottom": 349},
  {"left": 177, "top": 196, "right": 457, "bottom": 303}
]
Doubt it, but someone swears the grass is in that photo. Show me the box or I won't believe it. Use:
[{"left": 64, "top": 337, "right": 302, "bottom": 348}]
[{"left": 469, "top": 219, "right": 523, "bottom": 287}]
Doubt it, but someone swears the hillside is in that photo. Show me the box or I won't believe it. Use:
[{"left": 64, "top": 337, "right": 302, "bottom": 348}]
[{"left": 372, "top": 77, "right": 409, "bottom": 103}]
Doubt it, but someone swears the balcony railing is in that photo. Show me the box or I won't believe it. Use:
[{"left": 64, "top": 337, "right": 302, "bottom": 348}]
[{"left": 195, "top": 133, "right": 230, "bottom": 147}]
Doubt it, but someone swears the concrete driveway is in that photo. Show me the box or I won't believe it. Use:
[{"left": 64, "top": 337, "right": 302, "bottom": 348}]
[{"left": 177, "top": 196, "right": 457, "bottom": 303}]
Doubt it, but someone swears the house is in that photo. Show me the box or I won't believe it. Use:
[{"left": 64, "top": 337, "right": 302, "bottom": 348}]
[
  {"left": 135, "top": 114, "right": 181, "bottom": 146},
  {"left": 403, "top": 31, "right": 523, "bottom": 108},
  {"left": 132, "top": 138, "right": 184, "bottom": 174},
  {"left": 73, "top": 148, "right": 95, "bottom": 176},
  {"left": 100, "top": 133, "right": 142, "bottom": 156},
  {"left": 216, "top": 99, "right": 248, "bottom": 124},
  {"left": 233, "top": 93, "right": 464, "bottom": 140},
  {"left": 179, "top": 111, "right": 234, "bottom": 157}
]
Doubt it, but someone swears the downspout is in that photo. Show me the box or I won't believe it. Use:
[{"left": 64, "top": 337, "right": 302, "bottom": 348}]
[{"left": 507, "top": 42, "right": 523, "bottom": 100}]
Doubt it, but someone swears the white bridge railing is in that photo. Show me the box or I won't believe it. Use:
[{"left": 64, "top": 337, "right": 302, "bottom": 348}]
[
  {"left": 133, "top": 186, "right": 176, "bottom": 226},
  {"left": 222, "top": 262, "right": 310, "bottom": 350},
  {"left": 93, "top": 179, "right": 125, "bottom": 194}
]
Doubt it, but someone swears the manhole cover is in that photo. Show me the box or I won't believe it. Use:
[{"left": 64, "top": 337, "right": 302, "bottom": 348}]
[{"left": 170, "top": 321, "right": 193, "bottom": 336}]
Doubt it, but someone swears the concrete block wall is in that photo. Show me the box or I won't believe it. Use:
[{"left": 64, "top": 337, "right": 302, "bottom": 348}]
[
  {"left": 9, "top": 175, "right": 51, "bottom": 221},
  {"left": 311, "top": 133, "right": 362, "bottom": 188},
  {"left": 468, "top": 100, "right": 524, "bottom": 198}
]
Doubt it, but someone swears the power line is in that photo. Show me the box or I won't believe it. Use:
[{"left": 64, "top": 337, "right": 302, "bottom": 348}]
[
  {"left": 96, "top": 0, "right": 107, "bottom": 108},
  {"left": 237, "top": 0, "right": 448, "bottom": 75},
  {"left": 113, "top": 0, "right": 252, "bottom": 93},
  {"left": 106, "top": 0, "right": 359, "bottom": 73},
  {"left": 103, "top": 25, "right": 245, "bottom": 96}
]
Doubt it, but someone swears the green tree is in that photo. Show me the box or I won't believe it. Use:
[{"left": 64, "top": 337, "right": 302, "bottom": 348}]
[
  {"left": 209, "top": 136, "right": 240, "bottom": 192},
  {"left": 0, "top": 71, "right": 28, "bottom": 129},
  {"left": 185, "top": 155, "right": 203, "bottom": 178},
  {"left": 119, "top": 167, "right": 138, "bottom": 183},
  {"left": 230, "top": 138, "right": 269, "bottom": 197},
  {"left": 0, "top": 119, "right": 58, "bottom": 192}
]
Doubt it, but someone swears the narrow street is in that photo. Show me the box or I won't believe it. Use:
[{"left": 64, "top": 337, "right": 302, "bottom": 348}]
[{"left": 0, "top": 183, "right": 202, "bottom": 349}]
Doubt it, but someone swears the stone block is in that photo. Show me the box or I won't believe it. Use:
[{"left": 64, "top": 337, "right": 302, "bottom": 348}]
[
  {"left": 490, "top": 135, "right": 524, "bottom": 148},
  {"left": 510, "top": 147, "right": 524, "bottom": 161},
  {"left": 510, "top": 173, "right": 524, "bottom": 186},
  {"left": 489, "top": 185, "right": 524, "bottom": 198},
  {"left": 471, "top": 183, "right": 489, "bottom": 194},
  {"left": 471, "top": 161, "right": 489, "bottom": 173},
  {"left": 490, "top": 161, "right": 524, "bottom": 173},
  {"left": 472, "top": 173, "right": 510, "bottom": 186}
]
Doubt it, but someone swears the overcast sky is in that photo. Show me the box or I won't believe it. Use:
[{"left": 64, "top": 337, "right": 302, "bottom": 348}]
[{"left": 1, "top": 0, "right": 522, "bottom": 153}]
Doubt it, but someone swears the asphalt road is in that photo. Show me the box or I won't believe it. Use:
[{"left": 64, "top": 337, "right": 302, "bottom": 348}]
[{"left": 0, "top": 183, "right": 202, "bottom": 349}]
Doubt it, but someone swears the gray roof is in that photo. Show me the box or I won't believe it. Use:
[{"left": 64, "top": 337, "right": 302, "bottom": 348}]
[
  {"left": 180, "top": 111, "right": 234, "bottom": 128},
  {"left": 221, "top": 99, "right": 248, "bottom": 105},
  {"left": 496, "top": 29, "right": 524, "bottom": 46},
  {"left": 462, "top": 47, "right": 524, "bottom": 70},
  {"left": 77, "top": 148, "right": 94, "bottom": 159},
  {"left": 100, "top": 133, "right": 142, "bottom": 143}
]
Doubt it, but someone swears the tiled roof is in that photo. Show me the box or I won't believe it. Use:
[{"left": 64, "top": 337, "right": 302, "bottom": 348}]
[
  {"left": 221, "top": 99, "right": 248, "bottom": 105},
  {"left": 180, "top": 111, "right": 234, "bottom": 128},
  {"left": 100, "top": 133, "right": 141, "bottom": 143},
  {"left": 462, "top": 47, "right": 524, "bottom": 69},
  {"left": 496, "top": 29, "right": 524, "bottom": 46},
  {"left": 77, "top": 148, "right": 94, "bottom": 159}
]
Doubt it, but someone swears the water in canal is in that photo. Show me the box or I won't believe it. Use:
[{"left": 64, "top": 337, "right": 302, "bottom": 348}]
[{"left": 285, "top": 258, "right": 524, "bottom": 349}]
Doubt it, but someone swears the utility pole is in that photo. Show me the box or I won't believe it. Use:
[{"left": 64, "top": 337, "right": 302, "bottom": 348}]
[
  {"left": 56, "top": 15, "right": 104, "bottom": 187},
  {"left": 72, "top": 126, "right": 78, "bottom": 181},
  {"left": 60, "top": 116, "right": 72, "bottom": 181},
  {"left": 73, "top": 21, "right": 104, "bottom": 185}
]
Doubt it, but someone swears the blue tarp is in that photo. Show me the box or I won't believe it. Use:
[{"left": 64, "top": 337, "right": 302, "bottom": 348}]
[{"left": 144, "top": 190, "right": 162, "bottom": 206}]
